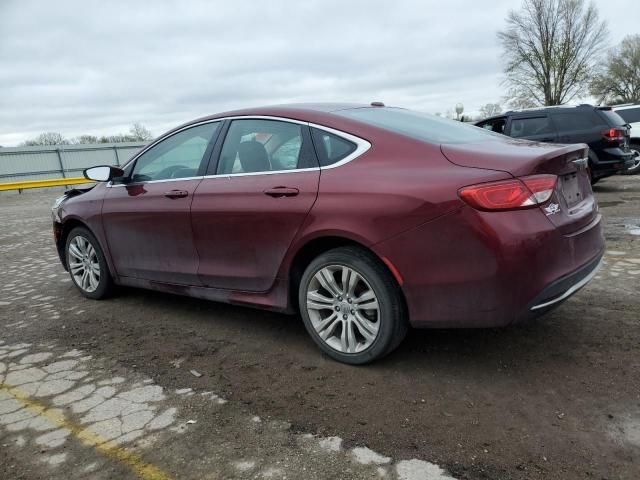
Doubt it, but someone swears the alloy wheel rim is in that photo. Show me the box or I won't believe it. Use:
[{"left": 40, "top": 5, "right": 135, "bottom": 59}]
[
  {"left": 68, "top": 236, "right": 100, "bottom": 293},
  {"left": 306, "top": 265, "right": 380, "bottom": 354},
  {"left": 630, "top": 149, "right": 640, "bottom": 169}
]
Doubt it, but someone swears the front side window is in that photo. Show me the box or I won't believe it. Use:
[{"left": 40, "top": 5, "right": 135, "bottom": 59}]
[
  {"left": 311, "top": 128, "right": 357, "bottom": 166},
  {"left": 131, "top": 122, "right": 220, "bottom": 182},
  {"left": 216, "top": 119, "right": 315, "bottom": 174},
  {"left": 509, "top": 117, "right": 554, "bottom": 138}
]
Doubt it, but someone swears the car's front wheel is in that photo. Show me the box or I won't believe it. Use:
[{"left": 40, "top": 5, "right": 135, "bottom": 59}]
[
  {"left": 65, "top": 226, "right": 113, "bottom": 299},
  {"left": 298, "top": 246, "right": 407, "bottom": 364}
]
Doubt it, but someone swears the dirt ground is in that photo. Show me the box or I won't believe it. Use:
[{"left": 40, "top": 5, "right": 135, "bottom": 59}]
[{"left": 1, "top": 175, "right": 639, "bottom": 480}]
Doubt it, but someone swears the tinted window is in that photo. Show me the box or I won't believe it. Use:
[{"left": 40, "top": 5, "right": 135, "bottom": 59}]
[
  {"left": 311, "top": 128, "right": 357, "bottom": 166},
  {"left": 335, "top": 107, "right": 497, "bottom": 144},
  {"left": 478, "top": 117, "right": 506, "bottom": 134},
  {"left": 509, "top": 117, "right": 554, "bottom": 138},
  {"left": 553, "top": 112, "right": 600, "bottom": 130},
  {"left": 598, "top": 109, "right": 627, "bottom": 126},
  {"left": 616, "top": 107, "right": 640, "bottom": 124},
  {"left": 217, "top": 119, "right": 314, "bottom": 174},
  {"left": 131, "top": 122, "right": 219, "bottom": 182}
]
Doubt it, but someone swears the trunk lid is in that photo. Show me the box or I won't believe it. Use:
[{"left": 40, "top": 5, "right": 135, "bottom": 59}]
[{"left": 442, "top": 139, "right": 598, "bottom": 235}]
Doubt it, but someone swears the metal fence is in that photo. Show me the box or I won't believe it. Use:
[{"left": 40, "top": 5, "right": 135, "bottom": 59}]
[{"left": 0, "top": 142, "right": 146, "bottom": 182}]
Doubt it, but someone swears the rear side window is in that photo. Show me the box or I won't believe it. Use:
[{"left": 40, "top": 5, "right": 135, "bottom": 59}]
[
  {"left": 616, "top": 107, "right": 640, "bottom": 124},
  {"left": 216, "top": 119, "right": 316, "bottom": 174},
  {"left": 509, "top": 117, "right": 554, "bottom": 138},
  {"left": 598, "top": 109, "right": 627, "bottom": 127},
  {"left": 553, "top": 112, "right": 601, "bottom": 130},
  {"left": 311, "top": 128, "right": 357, "bottom": 166}
]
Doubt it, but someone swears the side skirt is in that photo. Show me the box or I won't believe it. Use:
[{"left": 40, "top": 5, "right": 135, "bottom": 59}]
[{"left": 116, "top": 276, "right": 295, "bottom": 314}]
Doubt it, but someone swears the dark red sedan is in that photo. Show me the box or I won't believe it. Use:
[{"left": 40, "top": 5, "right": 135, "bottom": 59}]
[{"left": 52, "top": 103, "right": 604, "bottom": 364}]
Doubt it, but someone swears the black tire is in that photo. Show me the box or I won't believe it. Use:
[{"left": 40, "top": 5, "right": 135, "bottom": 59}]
[
  {"left": 623, "top": 143, "right": 640, "bottom": 175},
  {"left": 298, "top": 246, "right": 408, "bottom": 365},
  {"left": 587, "top": 151, "right": 600, "bottom": 185},
  {"left": 65, "top": 226, "right": 113, "bottom": 299}
]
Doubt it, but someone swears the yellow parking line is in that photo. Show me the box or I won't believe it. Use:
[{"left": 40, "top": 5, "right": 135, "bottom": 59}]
[{"left": 1, "top": 383, "right": 172, "bottom": 480}]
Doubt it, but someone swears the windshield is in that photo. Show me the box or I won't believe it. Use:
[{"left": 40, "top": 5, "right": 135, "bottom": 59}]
[{"left": 334, "top": 107, "right": 498, "bottom": 144}]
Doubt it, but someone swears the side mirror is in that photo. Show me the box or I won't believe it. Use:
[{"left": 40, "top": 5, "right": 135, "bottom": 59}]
[{"left": 83, "top": 165, "right": 124, "bottom": 182}]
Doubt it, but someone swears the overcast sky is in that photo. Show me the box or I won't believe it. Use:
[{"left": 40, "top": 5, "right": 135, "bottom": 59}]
[{"left": 0, "top": 0, "right": 636, "bottom": 146}]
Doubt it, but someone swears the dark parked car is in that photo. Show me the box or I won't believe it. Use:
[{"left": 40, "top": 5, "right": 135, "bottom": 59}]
[
  {"left": 52, "top": 104, "right": 604, "bottom": 364},
  {"left": 476, "top": 104, "right": 635, "bottom": 183}
]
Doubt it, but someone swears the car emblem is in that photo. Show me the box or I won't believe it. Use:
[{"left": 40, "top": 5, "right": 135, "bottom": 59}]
[{"left": 544, "top": 203, "right": 560, "bottom": 215}]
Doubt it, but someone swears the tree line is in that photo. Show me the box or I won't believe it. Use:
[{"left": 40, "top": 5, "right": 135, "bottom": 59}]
[
  {"left": 496, "top": 0, "right": 639, "bottom": 112},
  {"left": 19, "top": 123, "right": 153, "bottom": 147}
]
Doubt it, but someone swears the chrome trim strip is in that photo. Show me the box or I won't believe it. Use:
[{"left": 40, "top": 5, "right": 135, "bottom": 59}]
[
  {"left": 107, "top": 176, "right": 204, "bottom": 188},
  {"left": 572, "top": 157, "right": 589, "bottom": 169},
  {"left": 307, "top": 122, "right": 371, "bottom": 170},
  {"left": 202, "top": 167, "right": 319, "bottom": 179},
  {"left": 109, "top": 115, "right": 372, "bottom": 186},
  {"left": 530, "top": 258, "right": 602, "bottom": 311}
]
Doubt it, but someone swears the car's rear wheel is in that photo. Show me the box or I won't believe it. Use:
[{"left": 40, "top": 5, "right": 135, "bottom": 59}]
[
  {"left": 587, "top": 151, "right": 600, "bottom": 185},
  {"left": 65, "top": 227, "right": 113, "bottom": 299},
  {"left": 298, "top": 246, "right": 407, "bottom": 364},
  {"left": 623, "top": 143, "right": 640, "bottom": 175}
]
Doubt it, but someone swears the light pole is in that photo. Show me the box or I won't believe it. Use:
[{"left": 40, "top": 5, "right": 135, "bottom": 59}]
[{"left": 455, "top": 103, "right": 464, "bottom": 121}]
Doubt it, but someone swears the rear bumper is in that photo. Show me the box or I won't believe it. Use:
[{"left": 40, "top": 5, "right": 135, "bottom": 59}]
[
  {"left": 372, "top": 205, "right": 605, "bottom": 329},
  {"left": 524, "top": 252, "right": 603, "bottom": 318},
  {"left": 592, "top": 149, "right": 635, "bottom": 177}
]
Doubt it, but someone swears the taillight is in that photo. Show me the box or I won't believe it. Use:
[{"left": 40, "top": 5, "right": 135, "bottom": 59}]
[
  {"left": 603, "top": 128, "right": 625, "bottom": 141},
  {"left": 459, "top": 175, "right": 557, "bottom": 211}
]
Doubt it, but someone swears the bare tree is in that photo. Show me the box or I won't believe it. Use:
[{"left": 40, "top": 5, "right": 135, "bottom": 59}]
[
  {"left": 72, "top": 135, "right": 99, "bottom": 145},
  {"left": 498, "top": 0, "right": 608, "bottom": 106},
  {"left": 590, "top": 34, "right": 640, "bottom": 105},
  {"left": 478, "top": 103, "right": 503, "bottom": 119},
  {"left": 128, "top": 123, "right": 153, "bottom": 141},
  {"left": 20, "top": 132, "right": 69, "bottom": 146}
]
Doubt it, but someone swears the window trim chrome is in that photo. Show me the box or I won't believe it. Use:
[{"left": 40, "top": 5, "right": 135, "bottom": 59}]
[{"left": 107, "top": 115, "right": 371, "bottom": 188}]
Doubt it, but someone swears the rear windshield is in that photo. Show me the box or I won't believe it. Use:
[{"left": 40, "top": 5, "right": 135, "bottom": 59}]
[
  {"left": 334, "top": 107, "right": 497, "bottom": 144},
  {"left": 598, "top": 109, "right": 627, "bottom": 126}
]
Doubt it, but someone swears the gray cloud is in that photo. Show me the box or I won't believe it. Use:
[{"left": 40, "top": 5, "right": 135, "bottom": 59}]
[{"left": 0, "top": 0, "right": 634, "bottom": 145}]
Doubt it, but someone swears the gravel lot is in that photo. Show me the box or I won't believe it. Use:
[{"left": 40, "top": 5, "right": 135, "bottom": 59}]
[{"left": 1, "top": 175, "right": 639, "bottom": 480}]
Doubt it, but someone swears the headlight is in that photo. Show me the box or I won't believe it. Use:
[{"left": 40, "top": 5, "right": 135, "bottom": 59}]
[{"left": 52, "top": 195, "right": 67, "bottom": 210}]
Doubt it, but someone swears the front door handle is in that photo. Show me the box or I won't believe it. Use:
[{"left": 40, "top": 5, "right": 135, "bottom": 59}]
[
  {"left": 264, "top": 187, "right": 299, "bottom": 198},
  {"left": 164, "top": 190, "right": 189, "bottom": 199}
]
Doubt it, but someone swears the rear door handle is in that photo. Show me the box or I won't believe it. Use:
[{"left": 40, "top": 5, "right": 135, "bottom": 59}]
[
  {"left": 164, "top": 190, "right": 189, "bottom": 199},
  {"left": 264, "top": 187, "right": 299, "bottom": 198}
]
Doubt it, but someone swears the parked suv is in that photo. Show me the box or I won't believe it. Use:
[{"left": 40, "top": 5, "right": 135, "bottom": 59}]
[
  {"left": 476, "top": 105, "right": 635, "bottom": 183},
  {"left": 612, "top": 104, "right": 640, "bottom": 175}
]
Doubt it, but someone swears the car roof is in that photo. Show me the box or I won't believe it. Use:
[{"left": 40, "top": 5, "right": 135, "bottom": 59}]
[
  {"left": 477, "top": 104, "right": 621, "bottom": 124},
  {"left": 156, "top": 103, "right": 400, "bottom": 144},
  {"left": 612, "top": 104, "right": 640, "bottom": 111},
  {"left": 191, "top": 103, "right": 372, "bottom": 123},
  {"left": 166, "top": 103, "right": 380, "bottom": 134}
]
